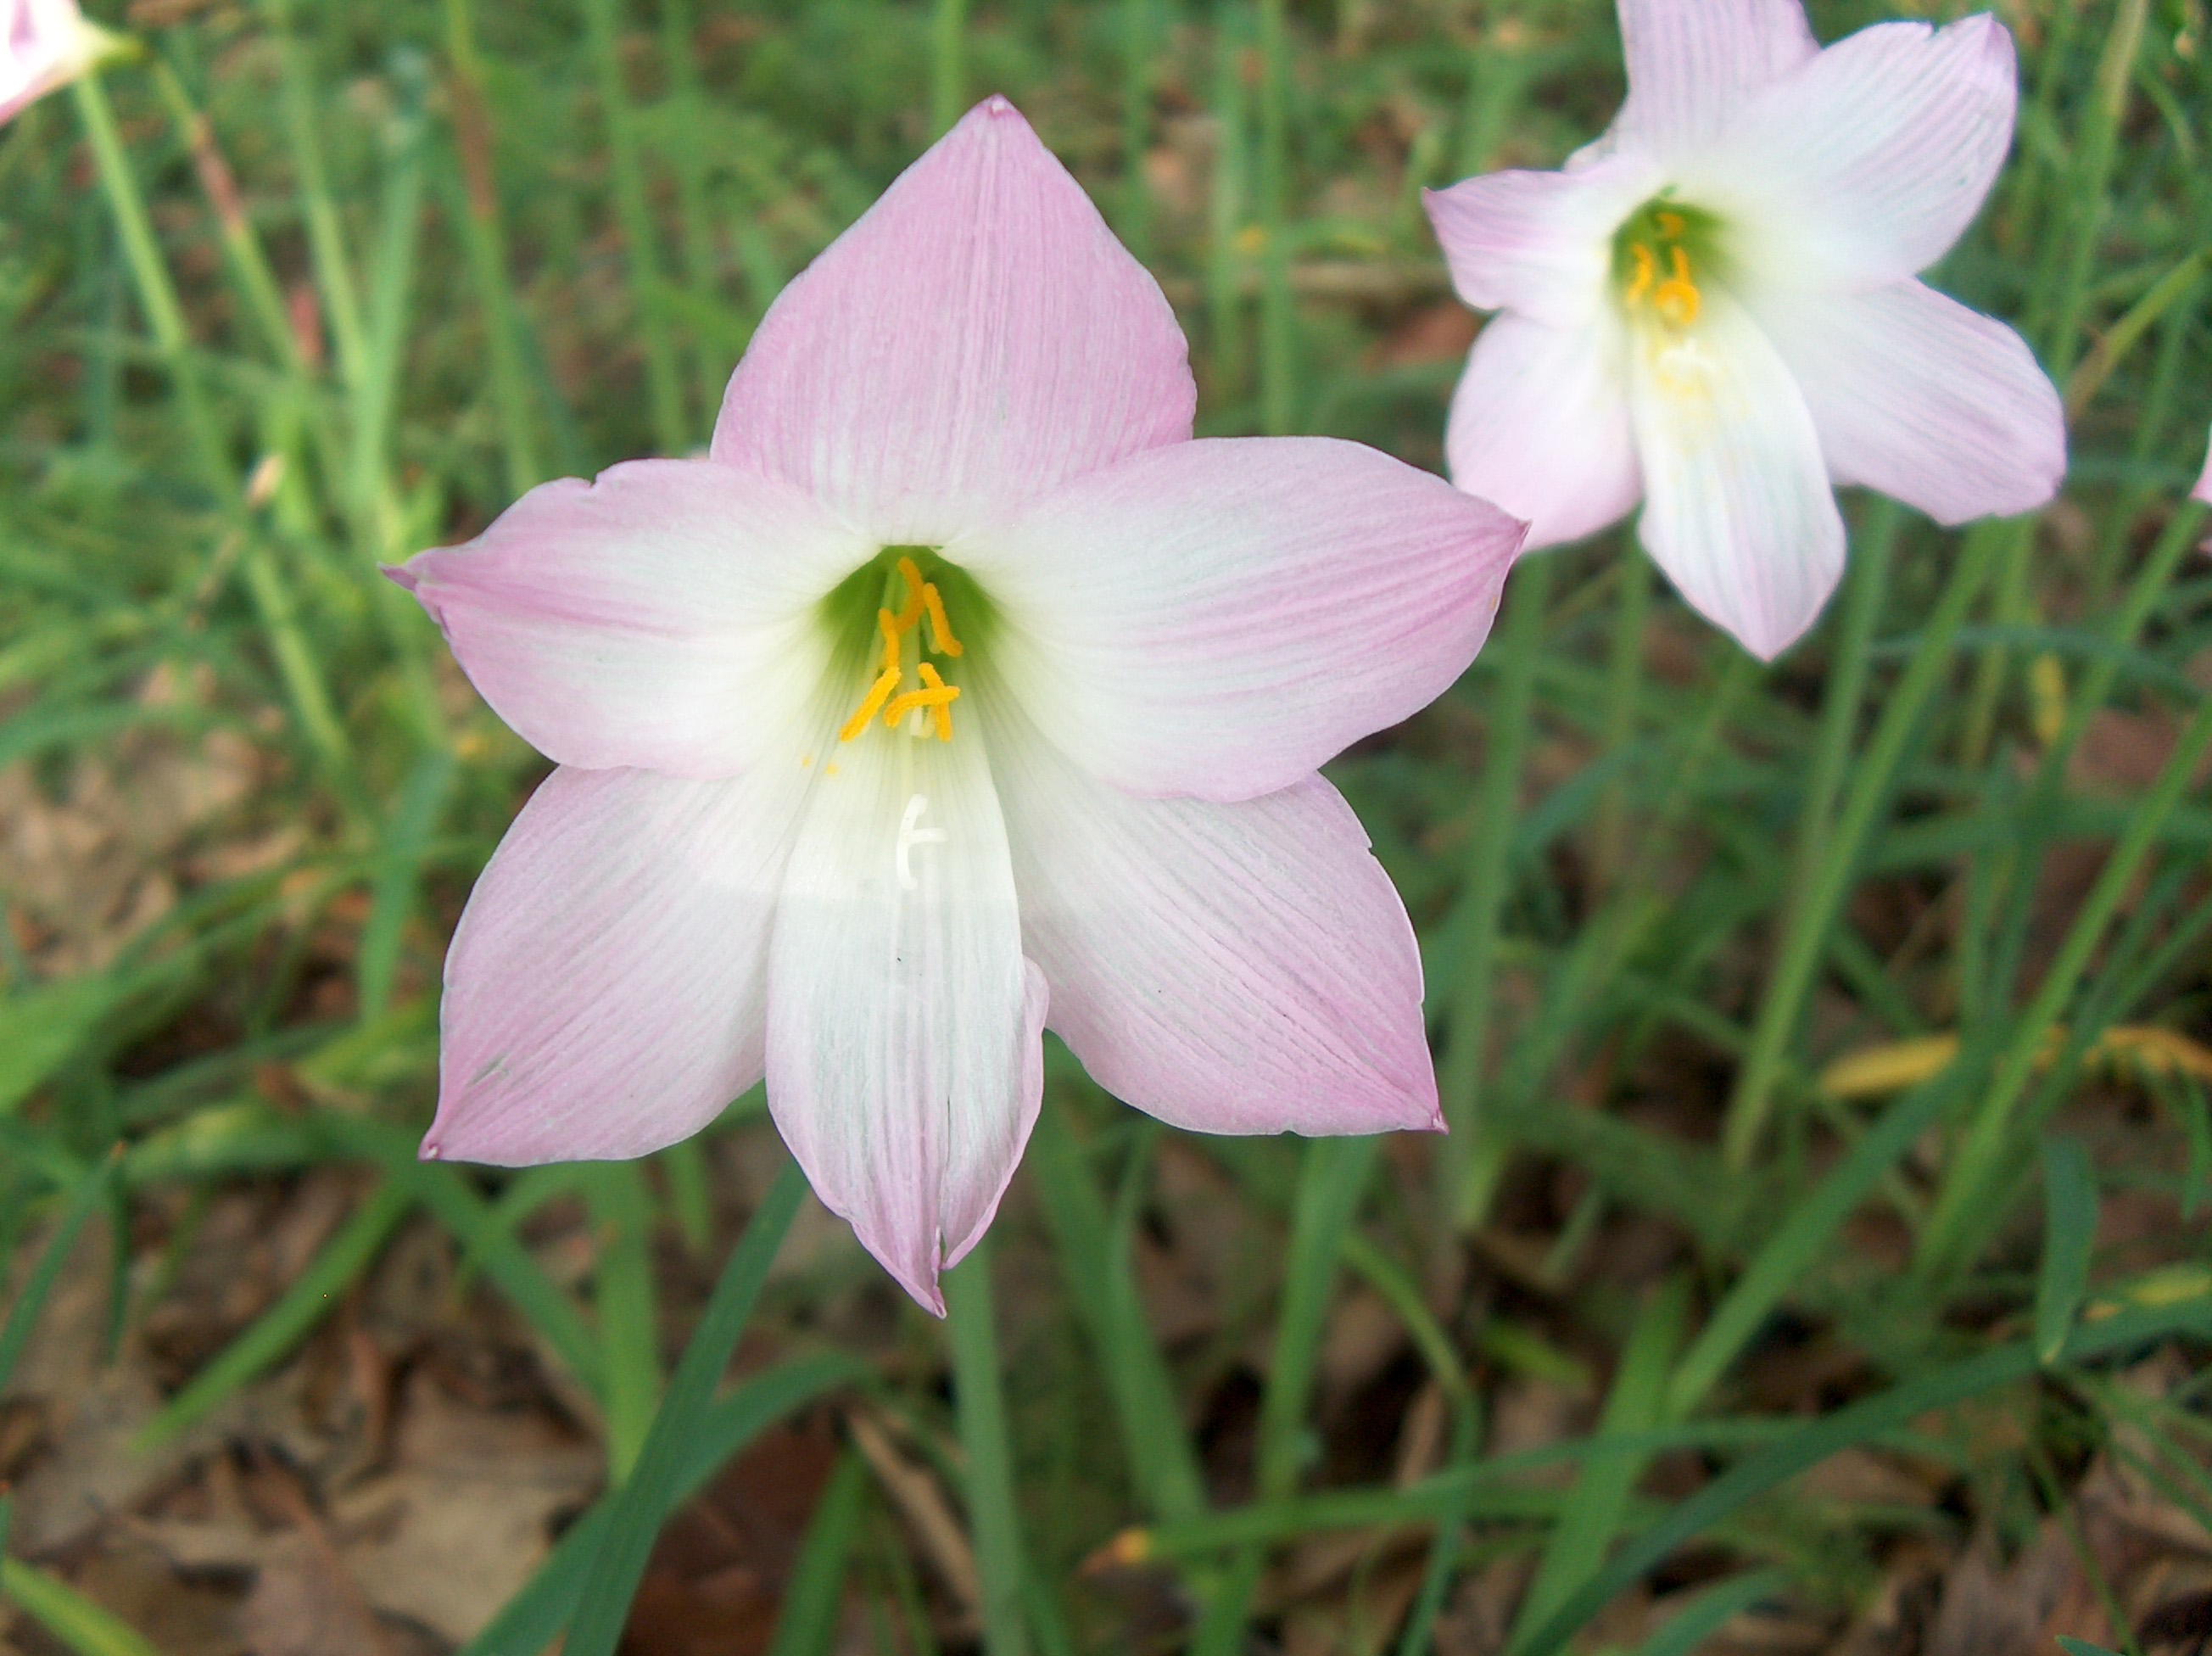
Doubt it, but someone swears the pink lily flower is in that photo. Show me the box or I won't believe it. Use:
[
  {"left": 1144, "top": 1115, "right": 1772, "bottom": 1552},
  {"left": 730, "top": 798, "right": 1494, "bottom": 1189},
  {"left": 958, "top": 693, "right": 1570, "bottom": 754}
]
[
  {"left": 1424, "top": 0, "right": 2065, "bottom": 660},
  {"left": 394, "top": 98, "right": 1525, "bottom": 1312},
  {"left": 1, "top": 0, "right": 120, "bottom": 126},
  {"left": 2195, "top": 426, "right": 2210, "bottom": 507}
]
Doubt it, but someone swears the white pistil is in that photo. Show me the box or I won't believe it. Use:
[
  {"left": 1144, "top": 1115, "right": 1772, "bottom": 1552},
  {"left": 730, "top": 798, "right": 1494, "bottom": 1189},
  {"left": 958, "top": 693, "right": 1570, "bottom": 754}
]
[{"left": 896, "top": 792, "right": 947, "bottom": 891}]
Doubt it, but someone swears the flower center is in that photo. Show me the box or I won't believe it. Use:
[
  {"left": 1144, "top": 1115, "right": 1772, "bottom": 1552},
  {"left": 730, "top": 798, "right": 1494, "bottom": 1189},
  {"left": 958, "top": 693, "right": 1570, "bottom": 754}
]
[
  {"left": 1612, "top": 198, "right": 1720, "bottom": 333},
  {"left": 838, "top": 554, "right": 966, "bottom": 745}
]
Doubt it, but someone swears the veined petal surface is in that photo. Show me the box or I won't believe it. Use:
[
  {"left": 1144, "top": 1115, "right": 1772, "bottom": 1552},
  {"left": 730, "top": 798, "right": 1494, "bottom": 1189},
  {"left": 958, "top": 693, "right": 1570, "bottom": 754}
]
[
  {"left": 1687, "top": 16, "right": 2016, "bottom": 292},
  {"left": 765, "top": 708, "right": 1044, "bottom": 1314},
  {"left": 395, "top": 459, "right": 866, "bottom": 777},
  {"left": 987, "top": 704, "right": 1438, "bottom": 1137},
  {"left": 712, "top": 97, "right": 1197, "bottom": 546},
  {"left": 1757, "top": 278, "right": 2063, "bottom": 524},
  {"left": 1607, "top": 0, "right": 1818, "bottom": 160},
  {"left": 424, "top": 763, "right": 812, "bottom": 1166},
  {"left": 1627, "top": 288, "right": 1844, "bottom": 660},
  {"left": 958, "top": 437, "right": 1522, "bottom": 803},
  {"left": 1444, "top": 311, "right": 1642, "bottom": 551},
  {"left": 1424, "top": 154, "right": 1663, "bottom": 327}
]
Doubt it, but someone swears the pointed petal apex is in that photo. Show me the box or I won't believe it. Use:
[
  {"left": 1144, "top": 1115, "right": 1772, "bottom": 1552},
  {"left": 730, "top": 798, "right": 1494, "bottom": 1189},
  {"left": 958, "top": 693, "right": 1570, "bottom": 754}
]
[{"left": 713, "top": 94, "right": 1195, "bottom": 543}]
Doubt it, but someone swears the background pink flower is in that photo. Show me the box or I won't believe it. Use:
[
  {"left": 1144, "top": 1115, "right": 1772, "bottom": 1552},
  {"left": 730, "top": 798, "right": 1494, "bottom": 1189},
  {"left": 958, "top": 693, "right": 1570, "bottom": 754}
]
[
  {"left": 1424, "top": 0, "right": 2066, "bottom": 659},
  {"left": 0, "top": 0, "right": 118, "bottom": 126}
]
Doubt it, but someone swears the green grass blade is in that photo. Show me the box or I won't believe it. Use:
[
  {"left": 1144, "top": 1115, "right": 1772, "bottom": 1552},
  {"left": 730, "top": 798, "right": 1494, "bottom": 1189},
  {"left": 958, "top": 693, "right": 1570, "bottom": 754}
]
[
  {"left": 0, "top": 1149, "right": 116, "bottom": 1395},
  {"left": 356, "top": 747, "right": 456, "bottom": 1022},
  {"left": 0, "top": 974, "right": 144, "bottom": 1116},
  {"left": 1509, "top": 1278, "right": 1689, "bottom": 1653},
  {"left": 262, "top": 0, "right": 367, "bottom": 389},
  {"left": 1192, "top": 1135, "right": 1377, "bottom": 1656},
  {"left": 561, "top": 1159, "right": 807, "bottom": 1656},
  {"left": 318, "top": 1116, "right": 605, "bottom": 1393},
  {"left": 930, "top": 0, "right": 968, "bottom": 136},
  {"left": 1253, "top": 0, "right": 1293, "bottom": 434},
  {"left": 1666, "top": 1055, "right": 1983, "bottom": 1420},
  {"left": 1921, "top": 691, "right": 2212, "bottom": 1271},
  {"left": 587, "top": 1161, "right": 664, "bottom": 1481},
  {"left": 1390, "top": 1397, "right": 1482, "bottom": 1656},
  {"left": 1441, "top": 554, "right": 1552, "bottom": 1228},
  {"left": 579, "top": 0, "right": 689, "bottom": 452},
  {"left": 0, "top": 1559, "right": 162, "bottom": 1656},
  {"left": 440, "top": 0, "right": 545, "bottom": 494},
  {"left": 1118, "top": 0, "right": 1154, "bottom": 258},
  {"left": 765, "top": 1449, "right": 871, "bottom": 1656},
  {"left": 1026, "top": 1104, "right": 1208, "bottom": 1523},
  {"left": 1519, "top": 1297, "right": 2212, "bottom": 1656},
  {"left": 1631, "top": 1569, "right": 1790, "bottom": 1656},
  {"left": 1721, "top": 501, "right": 1898, "bottom": 1167},
  {"left": 460, "top": 1351, "right": 867, "bottom": 1656},
  {"left": 2035, "top": 1138, "right": 2098, "bottom": 1363},
  {"left": 136, "top": 1183, "right": 412, "bottom": 1449},
  {"left": 946, "top": 1234, "right": 1030, "bottom": 1656}
]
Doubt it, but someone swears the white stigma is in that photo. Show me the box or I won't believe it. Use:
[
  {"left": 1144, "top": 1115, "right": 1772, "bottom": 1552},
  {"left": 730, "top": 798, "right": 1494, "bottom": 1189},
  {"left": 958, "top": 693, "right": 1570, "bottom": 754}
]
[{"left": 896, "top": 792, "right": 947, "bottom": 891}]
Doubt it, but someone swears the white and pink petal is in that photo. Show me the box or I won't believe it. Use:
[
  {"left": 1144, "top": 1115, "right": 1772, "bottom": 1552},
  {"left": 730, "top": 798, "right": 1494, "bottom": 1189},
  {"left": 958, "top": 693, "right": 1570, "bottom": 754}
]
[
  {"left": 1444, "top": 311, "right": 1642, "bottom": 551},
  {"left": 423, "top": 762, "right": 812, "bottom": 1166},
  {"left": 1685, "top": 15, "right": 2017, "bottom": 293},
  {"left": 987, "top": 703, "right": 1437, "bottom": 1138},
  {"left": 1423, "top": 154, "right": 1663, "bottom": 327},
  {"left": 712, "top": 97, "right": 1197, "bottom": 548},
  {"left": 1755, "top": 278, "right": 2063, "bottom": 525},
  {"left": 1626, "top": 288, "right": 1844, "bottom": 660},
  {"left": 764, "top": 710, "right": 1043, "bottom": 1314},
  {"left": 954, "top": 437, "right": 1523, "bottom": 803},
  {"left": 394, "top": 460, "right": 866, "bottom": 777},
  {"left": 1606, "top": 0, "right": 1818, "bottom": 162}
]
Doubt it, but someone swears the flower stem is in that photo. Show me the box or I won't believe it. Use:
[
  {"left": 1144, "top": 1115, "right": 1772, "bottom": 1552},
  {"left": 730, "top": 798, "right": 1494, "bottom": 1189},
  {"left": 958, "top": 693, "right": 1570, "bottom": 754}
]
[
  {"left": 562, "top": 1161, "right": 807, "bottom": 1656},
  {"left": 1438, "top": 551, "right": 1551, "bottom": 1231},
  {"left": 1254, "top": 0, "right": 1293, "bottom": 435},
  {"left": 1719, "top": 501, "right": 1898, "bottom": 1170},
  {"left": 944, "top": 1237, "right": 1030, "bottom": 1656},
  {"left": 72, "top": 70, "right": 361, "bottom": 814},
  {"left": 581, "top": 0, "right": 690, "bottom": 454},
  {"left": 930, "top": 0, "right": 968, "bottom": 137}
]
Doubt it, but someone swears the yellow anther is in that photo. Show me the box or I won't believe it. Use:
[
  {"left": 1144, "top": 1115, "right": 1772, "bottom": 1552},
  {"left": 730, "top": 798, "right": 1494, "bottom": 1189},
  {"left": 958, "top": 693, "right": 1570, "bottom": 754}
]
[
  {"left": 1654, "top": 210, "right": 1686, "bottom": 240},
  {"left": 839, "top": 668, "right": 901, "bottom": 743},
  {"left": 893, "top": 557, "right": 926, "bottom": 631},
  {"left": 919, "top": 662, "right": 955, "bottom": 741},
  {"left": 1652, "top": 244, "right": 1701, "bottom": 328},
  {"left": 1624, "top": 242, "right": 1656, "bottom": 307},
  {"left": 877, "top": 607, "right": 903, "bottom": 678},
  {"left": 882, "top": 678, "right": 960, "bottom": 737},
  {"left": 921, "top": 582, "right": 964, "bottom": 657}
]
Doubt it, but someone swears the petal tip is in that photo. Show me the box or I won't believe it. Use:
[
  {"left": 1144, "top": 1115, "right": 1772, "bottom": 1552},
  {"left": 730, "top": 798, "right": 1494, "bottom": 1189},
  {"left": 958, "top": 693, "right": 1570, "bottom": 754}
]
[{"left": 381, "top": 560, "right": 419, "bottom": 593}]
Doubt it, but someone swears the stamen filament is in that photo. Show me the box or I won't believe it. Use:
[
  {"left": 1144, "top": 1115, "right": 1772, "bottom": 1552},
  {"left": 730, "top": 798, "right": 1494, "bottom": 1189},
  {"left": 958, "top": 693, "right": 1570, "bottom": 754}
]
[
  {"left": 919, "top": 661, "right": 954, "bottom": 741},
  {"left": 877, "top": 607, "right": 902, "bottom": 678},
  {"left": 893, "top": 557, "right": 926, "bottom": 631},
  {"left": 921, "top": 582, "right": 964, "bottom": 657},
  {"left": 1652, "top": 244, "right": 1701, "bottom": 328},
  {"left": 1624, "top": 242, "right": 1656, "bottom": 307},
  {"left": 839, "top": 667, "right": 902, "bottom": 742}
]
